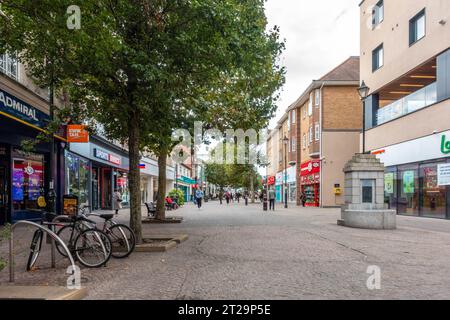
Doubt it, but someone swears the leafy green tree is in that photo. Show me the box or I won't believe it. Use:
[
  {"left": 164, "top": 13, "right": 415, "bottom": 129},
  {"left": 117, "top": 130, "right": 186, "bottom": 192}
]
[
  {"left": 0, "top": 1, "right": 284, "bottom": 239},
  {"left": 168, "top": 189, "right": 185, "bottom": 206}
]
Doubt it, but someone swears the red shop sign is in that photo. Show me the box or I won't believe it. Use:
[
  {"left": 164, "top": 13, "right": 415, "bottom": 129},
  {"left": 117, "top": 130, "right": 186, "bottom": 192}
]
[
  {"left": 300, "top": 160, "right": 320, "bottom": 177},
  {"left": 267, "top": 176, "right": 276, "bottom": 186}
]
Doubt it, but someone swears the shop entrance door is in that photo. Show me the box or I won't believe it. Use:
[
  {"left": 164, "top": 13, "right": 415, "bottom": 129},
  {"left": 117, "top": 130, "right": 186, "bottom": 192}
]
[
  {"left": 101, "top": 168, "right": 112, "bottom": 209},
  {"left": 91, "top": 167, "right": 100, "bottom": 210},
  {"left": 0, "top": 166, "right": 8, "bottom": 225}
]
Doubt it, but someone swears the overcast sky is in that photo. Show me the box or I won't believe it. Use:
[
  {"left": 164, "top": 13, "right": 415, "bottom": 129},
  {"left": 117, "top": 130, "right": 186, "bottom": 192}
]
[{"left": 265, "top": 0, "right": 360, "bottom": 129}]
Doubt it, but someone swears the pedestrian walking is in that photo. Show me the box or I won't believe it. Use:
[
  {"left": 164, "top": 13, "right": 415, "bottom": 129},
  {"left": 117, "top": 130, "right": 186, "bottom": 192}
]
[
  {"left": 195, "top": 188, "right": 204, "bottom": 209},
  {"left": 219, "top": 190, "right": 224, "bottom": 205},
  {"left": 301, "top": 190, "right": 307, "bottom": 207},
  {"left": 225, "top": 191, "right": 231, "bottom": 205},
  {"left": 114, "top": 189, "right": 122, "bottom": 215},
  {"left": 268, "top": 188, "right": 276, "bottom": 211}
]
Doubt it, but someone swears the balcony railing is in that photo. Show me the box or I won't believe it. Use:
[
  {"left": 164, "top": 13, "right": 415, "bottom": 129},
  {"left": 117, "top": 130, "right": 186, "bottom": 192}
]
[{"left": 377, "top": 82, "right": 437, "bottom": 125}]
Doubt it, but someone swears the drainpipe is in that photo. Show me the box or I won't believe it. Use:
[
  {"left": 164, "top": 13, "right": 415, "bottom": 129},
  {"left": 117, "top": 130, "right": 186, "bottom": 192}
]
[{"left": 319, "top": 82, "right": 325, "bottom": 208}]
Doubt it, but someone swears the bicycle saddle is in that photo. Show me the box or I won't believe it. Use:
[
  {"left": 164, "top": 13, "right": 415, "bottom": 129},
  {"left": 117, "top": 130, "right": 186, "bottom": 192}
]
[{"left": 99, "top": 214, "right": 114, "bottom": 221}]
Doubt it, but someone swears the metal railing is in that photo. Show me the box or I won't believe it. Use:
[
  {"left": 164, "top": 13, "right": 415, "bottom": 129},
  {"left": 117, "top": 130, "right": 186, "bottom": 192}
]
[
  {"left": 377, "top": 82, "right": 437, "bottom": 125},
  {"left": 9, "top": 220, "right": 76, "bottom": 283}
]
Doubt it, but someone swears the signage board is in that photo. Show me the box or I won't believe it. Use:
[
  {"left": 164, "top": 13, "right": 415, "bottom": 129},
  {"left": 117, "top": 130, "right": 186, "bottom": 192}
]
[
  {"left": 94, "top": 148, "right": 122, "bottom": 165},
  {"left": 384, "top": 173, "right": 394, "bottom": 194},
  {"left": 403, "top": 171, "right": 415, "bottom": 194},
  {"left": 438, "top": 163, "right": 450, "bottom": 186},
  {"left": 67, "top": 125, "right": 89, "bottom": 143},
  {"left": 0, "top": 89, "right": 49, "bottom": 128}
]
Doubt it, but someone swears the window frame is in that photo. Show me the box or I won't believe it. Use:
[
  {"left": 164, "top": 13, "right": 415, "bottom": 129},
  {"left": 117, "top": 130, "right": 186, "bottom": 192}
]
[
  {"left": 308, "top": 126, "right": 313, "bottom": 144},
  {"left": 372, "top": 44, "right": 384, "bottom": 72},
  {"left": 372, "top": 0, "right": 384, "bottom": 27},
  {"left": 291, "top": 138, "right": 296, "bottom": 152},
  {"left": 315, "top": 123, "right": 320, "bottom": 141},
  {"left": 315, "top": 89, "right": 320, "bottom": 107},
  {"left": 409, "top": 9, "right": 426, "bottom": 46},
  {"left": 302, "top": 134, "right": 306, "bottom": 150},
  {"left": 308, "top": 93, "right": 313, "bottom": 116}
]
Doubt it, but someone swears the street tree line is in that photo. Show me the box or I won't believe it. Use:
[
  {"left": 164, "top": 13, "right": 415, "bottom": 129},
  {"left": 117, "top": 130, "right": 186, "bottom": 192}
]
[{"left": 0, "top": 0, "right": 284, "bottom": 243}]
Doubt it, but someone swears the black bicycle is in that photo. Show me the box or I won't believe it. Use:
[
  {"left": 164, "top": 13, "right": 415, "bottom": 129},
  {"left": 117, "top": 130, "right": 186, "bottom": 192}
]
[
  {"left": 56, "top": 205, "right": 135, "bottom": 259},
  {"left": 27, "top": 212, "right": 112, "bottom": 271}
]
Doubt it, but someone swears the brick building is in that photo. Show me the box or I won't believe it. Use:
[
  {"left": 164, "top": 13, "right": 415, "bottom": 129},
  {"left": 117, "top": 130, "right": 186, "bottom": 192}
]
[{"left": 288, "top": 57, "right": 362, "bottom": 207}]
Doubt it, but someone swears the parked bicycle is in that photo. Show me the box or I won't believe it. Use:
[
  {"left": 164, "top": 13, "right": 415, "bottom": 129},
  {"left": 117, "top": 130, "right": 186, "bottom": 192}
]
[
  {"left": 27, "top": 212, "right": 112, "bottom": 271},
  {"left": 56, "top": 205, "right": 135, "bottom": 259}
]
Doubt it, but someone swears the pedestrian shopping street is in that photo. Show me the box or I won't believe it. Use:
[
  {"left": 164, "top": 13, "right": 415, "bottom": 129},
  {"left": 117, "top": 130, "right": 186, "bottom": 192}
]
[{"left": 3, "top": 201, "right": 450, "bottom": 300}]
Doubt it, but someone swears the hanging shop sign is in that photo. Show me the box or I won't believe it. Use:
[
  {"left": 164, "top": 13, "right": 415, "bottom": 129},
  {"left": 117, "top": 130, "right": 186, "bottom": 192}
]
[
  {"left": 438, "top": 163, "right": 450, "bottom": 186},
  {"left": 267, "top": 176, "right": 276, "bottom": 186},
  {"left": 67, "top": 125, "right": 89, "bottom": 143},
  {"left": 0, "top": 89, "right": 49, "bottom": 128},
  {"left": 94, "top": 148, "right": 122, "bottom": 165}
]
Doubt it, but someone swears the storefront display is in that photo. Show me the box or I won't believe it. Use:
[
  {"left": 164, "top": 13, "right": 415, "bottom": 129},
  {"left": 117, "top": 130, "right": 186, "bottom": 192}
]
[
  {"left": 12, "top": 149, "right": 45, "bottom": 216},
  {"left": 300, "top": 160, "right": 320, "bottom": 207},
  {"left": 65, "top": 151, "right": 90, "bottom": 206}
]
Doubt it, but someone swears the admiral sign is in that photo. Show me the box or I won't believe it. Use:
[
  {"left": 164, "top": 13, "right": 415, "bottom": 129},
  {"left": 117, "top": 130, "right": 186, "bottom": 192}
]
[{"left": 0, "top": 89, "right": 49, "bottom": 128}]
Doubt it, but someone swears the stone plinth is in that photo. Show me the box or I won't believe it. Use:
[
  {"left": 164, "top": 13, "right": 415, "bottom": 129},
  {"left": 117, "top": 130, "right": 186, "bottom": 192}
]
[{"left": 339, "top": 154, "right": 396, "bottom": 230}]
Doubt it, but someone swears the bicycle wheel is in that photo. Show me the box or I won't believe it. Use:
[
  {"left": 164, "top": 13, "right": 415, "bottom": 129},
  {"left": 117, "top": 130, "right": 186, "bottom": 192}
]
[
  {"left": 74, "top": 229, "right": 112, "bottom": 268},
  {"left": 26, "top": 229, "right": 43, "bottom": 271},
  {"left": 55, "top": 225, "right": 77, "bottom": 257},
  {"left": 107, "top": 224, "right": 136, "bottom": 259}
]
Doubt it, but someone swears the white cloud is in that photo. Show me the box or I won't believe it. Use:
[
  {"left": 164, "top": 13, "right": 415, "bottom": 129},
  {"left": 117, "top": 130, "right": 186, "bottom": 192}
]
[{"left": 265, "top": 0, "right": 360, "bottom": 129}]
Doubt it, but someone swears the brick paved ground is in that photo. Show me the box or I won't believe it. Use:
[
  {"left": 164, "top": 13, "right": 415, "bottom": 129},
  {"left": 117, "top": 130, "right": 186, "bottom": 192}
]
[{"left": 2, "top": 200, "right": 450, "bottom": 300}]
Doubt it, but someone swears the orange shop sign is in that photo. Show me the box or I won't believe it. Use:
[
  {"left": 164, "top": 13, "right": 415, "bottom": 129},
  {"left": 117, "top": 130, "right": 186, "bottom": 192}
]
[{"left": 67, "top": 125, "right": 89, "bottom": 143}]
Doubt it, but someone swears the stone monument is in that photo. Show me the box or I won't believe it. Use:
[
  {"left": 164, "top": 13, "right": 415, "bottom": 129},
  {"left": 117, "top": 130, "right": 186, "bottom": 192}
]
[{"left": 338, "top": 154, "right": 396, "bottom": 230}]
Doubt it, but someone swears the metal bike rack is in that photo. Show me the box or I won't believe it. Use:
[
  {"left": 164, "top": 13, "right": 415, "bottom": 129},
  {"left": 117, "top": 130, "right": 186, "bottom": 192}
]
[{"left": 9, "top": 220, "right": 76, "bottom": 283}]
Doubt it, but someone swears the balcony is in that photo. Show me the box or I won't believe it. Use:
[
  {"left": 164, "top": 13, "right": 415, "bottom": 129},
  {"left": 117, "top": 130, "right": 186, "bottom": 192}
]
[{"left": 377, "top": 82, "right": 437, "bottom": 125}]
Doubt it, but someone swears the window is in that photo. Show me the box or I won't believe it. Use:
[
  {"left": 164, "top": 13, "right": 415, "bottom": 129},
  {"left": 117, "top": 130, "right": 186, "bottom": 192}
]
[
  {"left": 309, "top": 126, "right": 313, "bottom": 144},
  {"left": 308, "top": 93, "right": 313, "bottom": 116},
  {"left": 288, "top": 138, "right": 291, "bottom": 152},
  {"left": 0, "top": 52, "right": 18, "bottom": 80},
  {"left": 315, "top": 123, "right": 320, "bottom": 141},
  {"left": 372, "top": 0, "right": 384, "bottom": 27},
  {"left": 287, "top": 114, "right": 290, "bottom": 131},
  {"left": 303, "top": 106, "right": 306, "bottom": 119},
  {"left": 372, "top": 44, "right": 383, "bottom": 72},
  {"left": 302, "top": 134, "right": 306, "bottom": 149},
  {"left": 291, "top": 110, "right": 296, "bottom": 124},
  {"left": 410, "top": 9, "right": 426, "bottom": 45},
  {"left": 291, "top": 138, "right": 296, "bottom": 152},
  {"left": 315, "top": 89, "right": 320, "bottom": 106}
]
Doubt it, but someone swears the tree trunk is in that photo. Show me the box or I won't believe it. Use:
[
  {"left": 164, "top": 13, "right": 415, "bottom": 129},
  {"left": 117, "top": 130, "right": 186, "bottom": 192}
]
[
  {"left": 250, "top": 174, "right": 255, "bottom": 203},
  {"left": 128, "top": 110, "right": 142, "bottom": 244},
  {"left": 156, "top": 149, "right": 167, "bottom": 220}
]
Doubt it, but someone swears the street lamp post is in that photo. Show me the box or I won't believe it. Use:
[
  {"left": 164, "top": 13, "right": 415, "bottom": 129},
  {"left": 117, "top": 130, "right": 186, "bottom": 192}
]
[
  {"left": 357, "top": 81, "right": 370, "bottom": 154},
  {"left": 283, "top": 136, "right": 289, "bottom": 209}
]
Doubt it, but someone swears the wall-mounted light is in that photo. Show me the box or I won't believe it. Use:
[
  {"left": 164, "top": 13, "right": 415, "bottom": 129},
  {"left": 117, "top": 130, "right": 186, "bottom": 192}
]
[
  {"left": 439, "top": 19, "right": 447, "bottom": 26},
  {"left": 400, "top": 84, "right": 424, "bottom": 88},
  {"left": 410, "top": 75, "right": 436, "bottom": 79}
]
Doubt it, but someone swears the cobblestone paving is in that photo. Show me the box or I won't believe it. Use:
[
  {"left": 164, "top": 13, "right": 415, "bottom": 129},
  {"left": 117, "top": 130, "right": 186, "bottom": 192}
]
[{"left": 2, "top": 201, "right": 450, "bottom": 299}]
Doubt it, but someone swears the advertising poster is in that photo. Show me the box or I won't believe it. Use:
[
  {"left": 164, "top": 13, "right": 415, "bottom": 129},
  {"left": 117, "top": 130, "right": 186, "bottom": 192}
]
[
  {"left": 403, "top": 171, "right": 415, "bottom": 194},
  {"left": 438, "top": 164, "right": 450, "bottom": 186},
  {"left": 384, "top": 173, "right": 394, "bottom": 194}
]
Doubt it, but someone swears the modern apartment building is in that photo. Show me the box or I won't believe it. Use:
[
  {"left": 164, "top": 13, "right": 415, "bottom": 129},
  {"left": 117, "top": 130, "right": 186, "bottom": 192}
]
[
  {"left": 360, "top": 0, "right": 450, "bottom": 219},
  {"left": 290, "top": 57, "right": 362, "bottom": 207}
]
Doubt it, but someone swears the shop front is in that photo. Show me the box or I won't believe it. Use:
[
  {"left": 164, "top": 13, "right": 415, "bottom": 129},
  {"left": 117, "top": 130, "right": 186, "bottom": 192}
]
[
  {"left": 68, "top": 137, "right": 129, "bottom": 211},
  {"left": 0, "top": 86, "right": 65, "bottom": 224},
  {"left": 275, "top": 165, "right": 297, "bottom": 203},
  {"left": 374, "top": 131, "right": 450, "bottom": 219},
  {"left": 140, "top": 157, "right": 175, "bottom": 204},
  {"left": 300, "top": 160, "right": 321, "bottom": 207},
  {"left": 176, "top": 176, "right": 196, "bottom": 202}
]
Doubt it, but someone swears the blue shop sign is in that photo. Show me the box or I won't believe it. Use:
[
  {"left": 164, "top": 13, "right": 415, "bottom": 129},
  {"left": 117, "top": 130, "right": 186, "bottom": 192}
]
[{"left": 0, "top": 89, "right": 49, "bottom": 128}]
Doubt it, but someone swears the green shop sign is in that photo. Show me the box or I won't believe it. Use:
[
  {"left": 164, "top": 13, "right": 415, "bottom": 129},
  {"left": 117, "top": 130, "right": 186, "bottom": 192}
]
[{"left": 442, "top": 135, "right": 450, "bottom": 155}]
